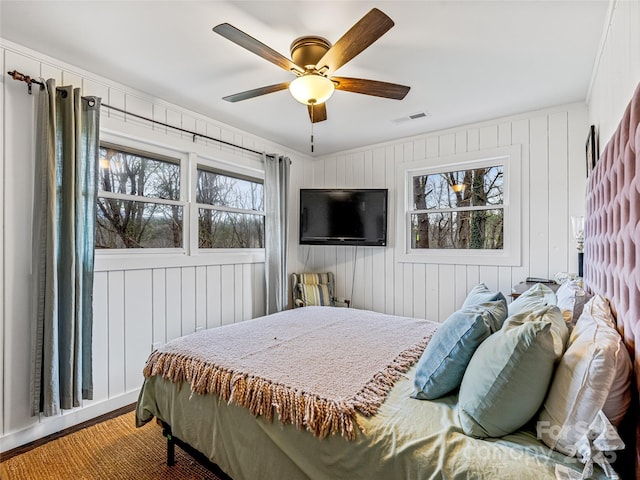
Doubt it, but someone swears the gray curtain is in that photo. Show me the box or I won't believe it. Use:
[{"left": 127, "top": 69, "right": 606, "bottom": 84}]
[
  {"left": 264, "top": 154, "right": 290, "bottom": 314},
  {"left": 31, "top": 79, "right": 101, "bottom": 416}
]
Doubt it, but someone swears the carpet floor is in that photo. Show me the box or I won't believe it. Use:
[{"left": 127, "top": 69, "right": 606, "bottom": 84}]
[{"left": 0, "top": 411, "right": 224, "bottom": 479}]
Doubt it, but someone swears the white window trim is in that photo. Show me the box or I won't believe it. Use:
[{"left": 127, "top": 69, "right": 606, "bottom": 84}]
[
  {"left": 95, "top": 131, "right": 266, "bottom": 271},
  {"left": 191, "top": 153, "right": 265, "bottom": 254},
  {"left": 396, "top": 145, "right": 521, "bottom": 266}
]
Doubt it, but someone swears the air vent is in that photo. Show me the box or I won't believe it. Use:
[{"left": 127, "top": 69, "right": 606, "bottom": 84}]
[{"left": 392, "top": 110, "right": 432, "bottom": 125}]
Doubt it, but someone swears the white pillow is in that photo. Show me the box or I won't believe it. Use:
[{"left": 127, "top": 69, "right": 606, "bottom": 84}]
[
  {"left": 555, "top": 279, "right": 590, "bottom": 327},
  {"left": 508, "top": 283, "right": 557, "bottom": 316},
  {"left": 537, "top": 295, "right": 632, "bottom": 456}
]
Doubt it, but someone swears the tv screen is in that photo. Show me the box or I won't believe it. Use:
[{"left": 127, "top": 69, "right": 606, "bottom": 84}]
[{"left": 299, "top": 189, "right": 388, "bottom": 246}]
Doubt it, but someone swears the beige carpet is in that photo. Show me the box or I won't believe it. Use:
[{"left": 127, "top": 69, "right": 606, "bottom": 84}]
[{"left": 0, "top": 411, "right": 224, "bottom": 479}]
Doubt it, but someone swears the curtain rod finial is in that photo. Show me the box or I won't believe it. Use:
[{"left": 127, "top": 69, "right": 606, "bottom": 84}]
[{"left": 8, "top": 70, "right": 30, "bottom": 83}]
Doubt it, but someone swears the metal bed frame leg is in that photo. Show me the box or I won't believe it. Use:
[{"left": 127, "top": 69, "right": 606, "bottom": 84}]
[
  {"left": 161, "top": 422, "right": 176, "bottom": 466},
  {"left": 167, "top": 434, "right": 175, "bottom": 466},
  {"left": 159, "top": 419, "right": 232, "bottom": 479}
]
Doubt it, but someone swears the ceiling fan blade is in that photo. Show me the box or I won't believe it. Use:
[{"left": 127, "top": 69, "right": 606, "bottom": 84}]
[
  {"left": 316, "top": 8, "right": 394, "bottom": 75},
  {"left": 332, "top": 77, "right": 410, "bottom": 100},
  {"left": 308, "top": 103, "right": 327, "bottom": 123},
  {"left": 222, "top": 82, "right": 290, "bottom": 102},
  {"left": 213, "top": 23, "right": 304, "bottom": 74}
]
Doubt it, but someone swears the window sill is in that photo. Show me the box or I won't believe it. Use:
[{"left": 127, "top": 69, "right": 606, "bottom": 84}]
[
  {"left": 95, "top": 249, "right": 265, "bottom": 271},
  {"left": 397, "top": 249, "right": 520, "bottom": 266}
]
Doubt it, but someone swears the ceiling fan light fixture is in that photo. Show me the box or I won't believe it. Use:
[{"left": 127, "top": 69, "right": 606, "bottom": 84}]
[{"left": 289, "top": 75, "right": 335, "bottom": 105}]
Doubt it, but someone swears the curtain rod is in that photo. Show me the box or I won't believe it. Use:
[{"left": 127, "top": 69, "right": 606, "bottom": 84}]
[{"left": 7, "top": 70, "right": 265, "bottom": 157}]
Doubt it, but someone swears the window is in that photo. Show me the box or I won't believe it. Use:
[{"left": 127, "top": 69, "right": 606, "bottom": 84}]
[
  {"left": 96, "top": 139, "right": 265, "bottom": 256},
  {"left": 196, "top": 168, "right": 265, "bottom": 248},
  {"left": 93, "top": 135, "right": 266, "bottom": 272},
  {"left": 397, "top": 146, "right": 521, "bottom": 265},
  {"left": 96, "top": 144, "right": 185, "bottom": 249},
  {"left": 411, "top": 165, "right": 504, "bottom": 250}
]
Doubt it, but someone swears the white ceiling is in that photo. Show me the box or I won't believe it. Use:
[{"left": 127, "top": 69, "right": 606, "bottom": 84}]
[{"left": 1, "top": 1, "right": 609, "bottom": 156}]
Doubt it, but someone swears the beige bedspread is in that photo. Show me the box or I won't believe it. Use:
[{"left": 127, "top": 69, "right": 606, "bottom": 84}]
[{"left": 143, "top": 306, "right": 437, "bottom": 439}]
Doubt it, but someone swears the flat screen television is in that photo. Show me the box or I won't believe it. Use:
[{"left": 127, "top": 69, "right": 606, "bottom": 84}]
[{"left": 299, "top": 189, "right": 388, "bottom": 246}]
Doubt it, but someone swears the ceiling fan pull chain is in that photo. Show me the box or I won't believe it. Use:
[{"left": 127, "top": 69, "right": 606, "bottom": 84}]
[{"left": 311, "top": 103, "right": 314, "bottom": 153}]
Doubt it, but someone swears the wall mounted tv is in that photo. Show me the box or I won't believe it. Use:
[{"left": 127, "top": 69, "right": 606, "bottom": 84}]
[{"left": 299, "top": 189, "right": 388, "bottom": 246}]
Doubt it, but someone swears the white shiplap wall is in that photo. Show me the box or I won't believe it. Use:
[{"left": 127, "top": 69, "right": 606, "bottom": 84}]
[
  {"left": 90, "top": 263, "right": 265, "bottom": 402},
  {"left": 290, "top": 105, "right": 589, "bottom": 322},
  {"left": 0, "top": 39, "right": 306, "bottom": 452},
  {"left": 588, "top": 0, "right": 640, "bottom": 150}
]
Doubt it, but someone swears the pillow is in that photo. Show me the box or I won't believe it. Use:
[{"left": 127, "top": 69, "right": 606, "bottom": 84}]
[
  {"left": 462, "top": 283, "right": 506, "bottom": 308},
  {"left": 555, "top": 279, "right": 591, "bottom": 327},
  {"left": 538, "top": 295, "right": 632, "bottom": 456},
  {"left": 508, "top": 282, "right": 557, "bottom": 316},
  {"left": 299, "top": 283, "right": 334, "bottom": 306},
  {"left": 457, "top": 305, "right": 564, "bottom": 438},
  {"left": 412, "top": 300, "right": 508, "bottom": 400}
]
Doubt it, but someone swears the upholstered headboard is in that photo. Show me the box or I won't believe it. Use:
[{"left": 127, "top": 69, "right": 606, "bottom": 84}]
[{"left": 584, "top": 81, "right": 640, "bottom": 478}]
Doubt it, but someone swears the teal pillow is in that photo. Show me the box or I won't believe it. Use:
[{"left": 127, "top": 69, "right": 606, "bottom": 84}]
[
  {"left": 508, "top": 283, "right": 557, "bottom": 316},
  {"left": 412, "top": 300, "right": 507, "bottom": 400},
  {"left": 457, "top": 305, "right": 563, "bottom": 438},
  {"left": 462, "top": 283, "right": 506, "bottom": 308}
]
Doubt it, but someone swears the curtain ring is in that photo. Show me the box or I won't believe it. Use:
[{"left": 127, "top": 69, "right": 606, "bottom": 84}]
[{"left": 87, "top": 98, "right": 96, "bottom": 107}]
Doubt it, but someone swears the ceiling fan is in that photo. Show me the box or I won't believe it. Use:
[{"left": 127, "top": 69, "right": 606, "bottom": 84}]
[{"left": 212, "top": 8, "right": 410, "bottom": 124}]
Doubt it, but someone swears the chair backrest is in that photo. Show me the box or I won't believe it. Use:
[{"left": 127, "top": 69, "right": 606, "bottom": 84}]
[{"left": 291, "top": 272, "right": 336, "bottom": 307}]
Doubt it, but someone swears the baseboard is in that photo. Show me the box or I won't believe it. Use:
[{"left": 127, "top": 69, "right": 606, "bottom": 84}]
[{"left": 0, "top": 390, "right": 139, "bottom": 454}]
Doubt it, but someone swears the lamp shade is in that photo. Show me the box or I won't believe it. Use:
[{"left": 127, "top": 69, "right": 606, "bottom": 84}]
[
  {"left": 571, "top": 216, "right": 585, "bottom": 243},
  {"left": 289, "top": 75, "right": 335, "bottom": 105}
]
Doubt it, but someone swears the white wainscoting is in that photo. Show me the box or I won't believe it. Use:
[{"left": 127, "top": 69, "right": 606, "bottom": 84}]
[
  {"left": 91, "top": 263, "right": 265, "bottom": 402},
  {"left": 0, "top": 39, "right": 302, "bottom": 452},
  {"left": 289, "top": 104, "right": 589, "bottom": 323}
]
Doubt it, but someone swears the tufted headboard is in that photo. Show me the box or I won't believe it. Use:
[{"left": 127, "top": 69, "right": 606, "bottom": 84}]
[{"left": 584, "top": 81, "right": 640, "bottom": 478}]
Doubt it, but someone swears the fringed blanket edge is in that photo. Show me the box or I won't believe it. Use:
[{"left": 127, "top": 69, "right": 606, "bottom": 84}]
[{"left": 142, "top": 332, "right": 434, "bottom": 440}]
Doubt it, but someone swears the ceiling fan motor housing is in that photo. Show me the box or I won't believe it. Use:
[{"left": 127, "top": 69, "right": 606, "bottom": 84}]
[{"left": 290, "top": 36, "right": 332, "bottom": 70}]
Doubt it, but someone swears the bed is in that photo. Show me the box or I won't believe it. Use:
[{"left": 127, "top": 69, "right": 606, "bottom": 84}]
[
  {"left": 136, "top": 305, "right": 607, "bottom": 480},
  {"left": 136, "top": 83, "right": 640, "bottom": 480}
]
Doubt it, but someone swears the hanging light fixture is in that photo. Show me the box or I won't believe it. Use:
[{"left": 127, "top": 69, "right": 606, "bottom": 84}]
[
  {"left": 289, "top": 74, "right": 335, "bottom": 105},
  {"left": 451, "top": 183, "right": 466, "bottom": 193}
]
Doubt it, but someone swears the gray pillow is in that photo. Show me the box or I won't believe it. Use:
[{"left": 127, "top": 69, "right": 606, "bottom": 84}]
[
  {"left": 462, "top": 283, "right": 507, "bottom": 308},
  {"left": 413, "top": 300, "right": 508, "bottom": 400},
  {"left": 457, "top": 305, "right": 564, "bottom": 438}
]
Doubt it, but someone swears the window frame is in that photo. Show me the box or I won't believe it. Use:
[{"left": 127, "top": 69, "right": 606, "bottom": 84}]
[
  {"left": 96, "top": 138, "right": 189, "bottom": 255},
  {"left": 192, "top": 154, "right": 265, "bottom": 253},
  {"left": 396, "top": 145, "right": 521, "bottom": 266},
  {"left": 94, "top": 132, "right": 266, "bottom": 272}
]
